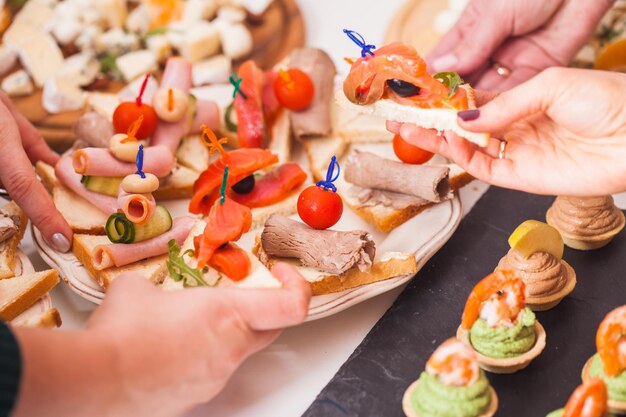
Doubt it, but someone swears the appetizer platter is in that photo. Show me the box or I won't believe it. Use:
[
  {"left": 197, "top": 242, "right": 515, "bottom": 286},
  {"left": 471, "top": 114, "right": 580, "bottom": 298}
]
[
  {"left": 31, "top": 37, "right": 481, "bottom": 320},
  {"left": 0, "top": 0, "right": 304, "bottom": 148}
]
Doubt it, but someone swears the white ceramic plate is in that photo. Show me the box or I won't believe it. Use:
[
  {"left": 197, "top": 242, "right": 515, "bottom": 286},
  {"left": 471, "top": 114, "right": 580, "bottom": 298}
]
[
  {"left": 32, "top": 141, "right": 463, "bottom": 321},
  {"left": 10, "top": 250, "right": 52, "bottom": 323},
  {"left": 33, "top": 195, "right": 461, "bottom": 321}
]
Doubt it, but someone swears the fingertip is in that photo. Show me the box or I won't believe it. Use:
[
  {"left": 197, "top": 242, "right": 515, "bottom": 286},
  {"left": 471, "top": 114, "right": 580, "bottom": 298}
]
[
  {"left": 271, "top": 262, "right": 312, "bottom": 298},
  {"left": 386, "top": 120, "right": 401, "bottom": 134}
]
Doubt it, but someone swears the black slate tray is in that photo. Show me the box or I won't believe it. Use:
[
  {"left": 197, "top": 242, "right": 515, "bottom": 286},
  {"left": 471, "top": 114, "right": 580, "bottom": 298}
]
[{"left": 303, "top": 186, "right": 626, "bottom": 417}]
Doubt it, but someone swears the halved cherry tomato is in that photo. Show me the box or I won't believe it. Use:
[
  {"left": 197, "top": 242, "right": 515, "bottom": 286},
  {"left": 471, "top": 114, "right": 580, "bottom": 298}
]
[
  {"left": 274, "top": 69, "right": 315, "bottom": 111},
  {"left": 393, "top": 134, "right": 434, "bottom": 164},
  {"left": 113, "top": 102, "right": 158, "bottom": 139},
  {"left": 297, "top": 185, "right": 343, "bottom": 230}
]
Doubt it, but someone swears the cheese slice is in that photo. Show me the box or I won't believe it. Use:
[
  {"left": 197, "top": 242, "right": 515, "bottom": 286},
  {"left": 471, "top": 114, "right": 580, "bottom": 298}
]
[
  {"left": 216, "top": 23, "right": 252, "bottom": 60},
  {"left": 0, "top": 47, "right": 18, "bottom": 78},
  {"left": 86, "top": 92, "right": 120, "bottom": 120},
  {"left": 191, "top": 55, "right": 231, "bottom": 86},
  {"left": 42, "top": 77, "right": 85, "bottom": 114},
  {"left": 116, "top": 50, "right": 157, "bottom": 82},
  {"left": 179, "top": 21, "right": 220, "bottom": 63},
  {"left": 58, "top": 53, "right": 99, "bottom": 87},
  {"left": 11, "top": 0, "right": 54, "bottom": 29},
  {"left": 96, "top": 0, "right": 127, "bottom": 28},
  {"left": 1, "top": 70, "right": 34, "bottom": 97},
  {"left": 182, "top": 0, "right": 218, "bottom": 23},
  {"left": 4, "top": 24, "right": 63, "bottom": 87}
]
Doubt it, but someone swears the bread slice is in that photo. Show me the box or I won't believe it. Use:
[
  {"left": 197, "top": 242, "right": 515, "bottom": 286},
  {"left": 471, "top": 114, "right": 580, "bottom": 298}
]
[
  {"left": 153, "top": 164, "right": 199, "bottom": 200},
  {"left": 268, "top": 108, "right": 292, "bottom": 163},
  {"left": 73, "top": 234, "right": 169, "bottom": 289},
  {"left": 176, "top": 136, "right": 210, "bottom": 173},
  {"left": 0, "top": 201, "right": 29, "bottom": 279},
  {"left": 12, "top": 307, "right": 62, "bottom": 328},
  {"left": 305, "top": 135, "right": 473, "bottom": 232},
  {"left": 335, "top": 85, "right": 489, "bottom": 147},
  {"left": 0, "top": 269, "right": 59, "bottom": 321},
  {"left": 253, "top": 237, "right": 418, "bottom": 295},
  {"left": 161, "top": 221, "right": 281, "bottom": 290},
  {"left": 336, "top": 106, "right": 394, "bottom": 143}
]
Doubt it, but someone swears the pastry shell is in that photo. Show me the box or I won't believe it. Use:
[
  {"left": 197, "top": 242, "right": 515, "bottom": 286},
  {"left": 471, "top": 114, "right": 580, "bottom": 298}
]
[
  {"left": 546, "top": 208, "right": 625, "bottom": 251},
  {"left": 402, "top": 379, "right": 498, "bottom": 417},
  {"left": 456, "top": 321, "right": 546, "bottom": 374},
  {"left": 525, "top": 260, "right": 577, "bottom": 311},
  {"left": 581, "top": 356, "right": 626, "bottom": 415}
]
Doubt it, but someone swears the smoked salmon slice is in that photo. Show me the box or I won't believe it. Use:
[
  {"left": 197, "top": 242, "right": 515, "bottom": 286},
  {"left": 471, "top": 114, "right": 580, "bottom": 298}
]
[
  {"left": 235, "top": 60, "right": 266, "bottom": 148},
  {"left": 229, "top": 163, "right": 307, "bottom": 208},
  {"left": 190, "top": 149, "right": 306, "bottom": 216},
  {"left": 189, "top": 148, "right": 278, "bottom": 215},
  {"left": 194, "top": 197, "right": 252, "bottom": 269},
  {"left": 209, "top": 243, "right": 251, "bottom": 282},
  {"left": 343, "top": 42, "right": 469, "bottom": 109}
]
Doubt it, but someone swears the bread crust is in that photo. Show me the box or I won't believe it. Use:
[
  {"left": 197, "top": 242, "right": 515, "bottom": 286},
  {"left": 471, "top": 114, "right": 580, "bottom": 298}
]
[
  {"left": 0, "top": 270, "right": 59, "bottom": 321},
  {"left": 253, "top": 237, "right": 418, "bottom": 295},
  {"left": 73, "top": 234, "right": 168, "bottom": 288}
]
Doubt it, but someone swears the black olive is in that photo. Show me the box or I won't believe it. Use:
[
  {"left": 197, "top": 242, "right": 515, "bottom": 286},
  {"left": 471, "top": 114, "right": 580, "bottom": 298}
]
[
  {"left": 232, "top": 175, "right": 255, "bottom": 194},
  {"left": 386, "top": 79, "right": 421, "bottom": 97}
]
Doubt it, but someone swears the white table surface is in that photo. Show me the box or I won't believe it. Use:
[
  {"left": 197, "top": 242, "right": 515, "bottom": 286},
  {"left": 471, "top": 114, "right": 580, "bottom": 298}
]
[{"left": 18, "top": 2, "right": 495, "bottom": 416}]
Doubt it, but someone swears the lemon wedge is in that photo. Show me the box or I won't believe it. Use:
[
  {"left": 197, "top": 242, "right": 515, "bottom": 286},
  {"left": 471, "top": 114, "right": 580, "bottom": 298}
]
[
  {"left": 594, "top": 38, "right": 626, "bottom": 72},
  {"left": 508, "top": 220, "right": 564, "bottom": 260}
]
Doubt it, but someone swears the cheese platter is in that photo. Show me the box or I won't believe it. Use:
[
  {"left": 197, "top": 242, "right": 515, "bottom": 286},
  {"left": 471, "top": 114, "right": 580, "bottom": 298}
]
[{"left": 0, "top": 0, "right": 305, "bottom": 149}]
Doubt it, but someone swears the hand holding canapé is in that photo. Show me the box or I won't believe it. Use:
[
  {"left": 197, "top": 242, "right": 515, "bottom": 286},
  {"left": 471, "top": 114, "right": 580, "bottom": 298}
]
[{"left": 389, "top": 68, "right": 626, "bottom": 196}]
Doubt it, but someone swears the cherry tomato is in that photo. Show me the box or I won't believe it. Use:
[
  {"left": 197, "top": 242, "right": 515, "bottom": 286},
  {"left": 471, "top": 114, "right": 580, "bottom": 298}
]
[
  {"left": 297, "top": 185, "right": 343, "bottom": 230},
  {"left": 393, "top": 134, "right": 434, "bottom": 164},
  {"left": 274, "top": 69, "right": 315, "bottom": 111},
  {"left": 113, "top": 102, "right": 158, "bottom": 139}
]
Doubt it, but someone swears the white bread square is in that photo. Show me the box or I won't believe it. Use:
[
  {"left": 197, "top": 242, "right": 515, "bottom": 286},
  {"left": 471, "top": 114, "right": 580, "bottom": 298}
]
[{"left": 0, "top": 269, "right": 59, "bottom": 321}]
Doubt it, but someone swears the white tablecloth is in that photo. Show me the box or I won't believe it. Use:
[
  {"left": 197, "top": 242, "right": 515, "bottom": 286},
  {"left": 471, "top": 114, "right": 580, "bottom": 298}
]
[{"left": 18, "top": 2, "right": 495, "bottom": 416}]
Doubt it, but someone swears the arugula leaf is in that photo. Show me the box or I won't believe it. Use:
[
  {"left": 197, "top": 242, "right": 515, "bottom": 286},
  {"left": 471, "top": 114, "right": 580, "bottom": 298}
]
[
  {"left": 166, "top": 240, "right": 211, "bottom": 287},
  {"left": 434, "top": 71, "right": 465, "bottom": 99}
]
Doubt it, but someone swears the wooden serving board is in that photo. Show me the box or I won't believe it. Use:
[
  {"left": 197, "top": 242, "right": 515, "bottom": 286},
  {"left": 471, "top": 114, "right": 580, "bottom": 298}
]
[
  {"left": 9, "top": 0, "right": 305, "bottom": 151},
  {"left": 385, "top": 0, "right": 449, "bottom": 55}
]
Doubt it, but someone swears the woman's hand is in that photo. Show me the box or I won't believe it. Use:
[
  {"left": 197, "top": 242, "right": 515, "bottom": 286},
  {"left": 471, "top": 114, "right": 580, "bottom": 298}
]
[
  {"left": 0, "top": 93, "right": 72, "bottom": 252},
  {"left": 428, "top": 0, "right": 613, "bottom": 91},
  {"left": 13, "top": 263, "right": 312, "bottom": 417},
  {"left": 388, "top": 68, "right": 626, "bottom": 196}
]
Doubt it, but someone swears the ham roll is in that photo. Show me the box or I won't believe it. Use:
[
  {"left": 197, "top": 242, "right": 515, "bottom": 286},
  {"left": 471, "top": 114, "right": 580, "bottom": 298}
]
[
  {"left": 117, "top": 189, "right": 156, "bottom": 224},
  {"left": 93, "top": 216, "right": 195, "bottom": 270},
  {"left": 151, "top": 58, "right": 192, "bottom": 154},
  {"left": 72, "top": 146, "right": 174, "bottom": 178},
  {"left": 55, "top": 157, "right": 118, "bottom": 214}
]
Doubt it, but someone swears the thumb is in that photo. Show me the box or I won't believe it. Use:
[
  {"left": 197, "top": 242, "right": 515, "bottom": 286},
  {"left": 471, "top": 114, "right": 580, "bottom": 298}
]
[{"left": 457, "top": 68, "right": 559, "bottom": 133}]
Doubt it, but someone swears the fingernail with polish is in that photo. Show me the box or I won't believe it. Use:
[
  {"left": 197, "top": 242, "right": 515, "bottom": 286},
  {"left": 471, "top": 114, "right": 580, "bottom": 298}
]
[
  {"left": 457, "top": 109, "right": 480, "bottom": 122},
  {"left": 431, "top": 54, "right": 458, "bottom": 72},
  {"left": 50, "top": 233, "right": 71, "bottom": 253}
]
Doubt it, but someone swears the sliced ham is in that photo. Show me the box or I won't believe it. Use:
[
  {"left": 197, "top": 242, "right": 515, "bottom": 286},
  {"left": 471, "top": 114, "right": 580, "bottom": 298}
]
[
  {"left": 288, "top": 48, "right": 337, "bottom": 139},
  {"left": 260, "top": 215, "right": 375, "bottom": 275},
  {"left": 72, "top": 146, "right": 175, "bottom": 178},
  {"left": 55, "top": 157, "right": 118, "bottom": 215},
  {"left": 344, "top": 151, "right": 452, "bottom": 203},
  {"left": 189, "top": 99, "right": 220, "bottom": 133},
  {"left": 117, "top": 189, "right": 156, "bottom": 224},
  {"left": 151, "top": 58, "right": 193, "bottom": 154},
  {"left": 93, "top": 216, "right": 196, "bottom": 270}
]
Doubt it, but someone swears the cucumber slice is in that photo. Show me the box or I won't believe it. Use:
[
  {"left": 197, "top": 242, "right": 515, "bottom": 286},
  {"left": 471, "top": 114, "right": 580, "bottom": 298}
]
[
  {"left": 224, "top": 101, "right": 237, "bottom": 132},
  {"left": 82, "top": 176, "right": 123, "bottom": 197},
  {"left": 133, "top": 206, "right": 172, "bottom": 242},
  {"left": 105, "top": 206, "right": 173, "bottom": 244}
]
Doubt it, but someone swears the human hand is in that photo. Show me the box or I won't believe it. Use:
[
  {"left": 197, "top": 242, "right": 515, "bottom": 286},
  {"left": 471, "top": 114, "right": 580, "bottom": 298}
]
[
  {"left": 13, "top": 264, "right": 311, "bottom": 417},
  {"left": 428, "top": 0, "right": 613, "bottom": 91},
  {"left": 388, "top": 68, "right": 626, "bottom": 196},
  {"left": 0, "top": 93, "right": 72, "bottom": 251}
]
